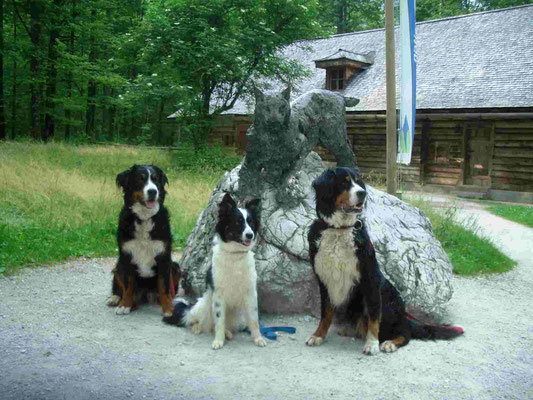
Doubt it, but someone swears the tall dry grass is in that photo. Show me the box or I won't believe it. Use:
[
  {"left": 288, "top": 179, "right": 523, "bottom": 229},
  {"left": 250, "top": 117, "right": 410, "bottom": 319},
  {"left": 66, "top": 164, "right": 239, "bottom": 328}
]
[{"left": 0, "top": 141, "right": 227, "bottom": 273}]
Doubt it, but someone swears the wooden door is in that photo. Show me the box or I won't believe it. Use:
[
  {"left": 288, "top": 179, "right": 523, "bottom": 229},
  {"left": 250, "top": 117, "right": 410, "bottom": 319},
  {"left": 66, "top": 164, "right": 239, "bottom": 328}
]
[{"left": 464, "top": 124, "right": 492, "bottom": 187}]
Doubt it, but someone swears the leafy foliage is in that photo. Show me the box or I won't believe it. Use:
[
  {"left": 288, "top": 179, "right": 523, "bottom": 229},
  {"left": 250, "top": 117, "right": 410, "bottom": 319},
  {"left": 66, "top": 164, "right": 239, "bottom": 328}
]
[{"left": 0, "top": 0, "right": 528, "bottom": 144}]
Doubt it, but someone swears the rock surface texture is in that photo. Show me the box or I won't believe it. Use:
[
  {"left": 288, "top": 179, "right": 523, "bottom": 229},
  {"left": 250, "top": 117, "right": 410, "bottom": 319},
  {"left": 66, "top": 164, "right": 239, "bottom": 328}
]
[{"left": 180, "top": 89, "right": 453, "bottom": 318}]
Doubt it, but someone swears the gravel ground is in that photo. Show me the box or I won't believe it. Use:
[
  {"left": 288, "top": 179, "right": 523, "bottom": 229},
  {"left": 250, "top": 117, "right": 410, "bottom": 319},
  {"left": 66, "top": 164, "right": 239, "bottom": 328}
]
[{"left": 1, "top": 198, "right": 532, "bottom": 400}]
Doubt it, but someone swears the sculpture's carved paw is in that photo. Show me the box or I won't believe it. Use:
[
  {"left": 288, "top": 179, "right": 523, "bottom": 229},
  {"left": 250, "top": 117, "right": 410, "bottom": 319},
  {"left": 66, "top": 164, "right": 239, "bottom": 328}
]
[{"left": 146, "top": 292, "right": 158, "bottom": 305}]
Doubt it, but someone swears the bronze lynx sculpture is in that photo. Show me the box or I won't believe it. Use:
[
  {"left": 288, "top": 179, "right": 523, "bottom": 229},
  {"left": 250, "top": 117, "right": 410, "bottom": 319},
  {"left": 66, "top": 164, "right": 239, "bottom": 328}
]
[{"left": 238, "top": 87, "right": 359, "bottom": 199}]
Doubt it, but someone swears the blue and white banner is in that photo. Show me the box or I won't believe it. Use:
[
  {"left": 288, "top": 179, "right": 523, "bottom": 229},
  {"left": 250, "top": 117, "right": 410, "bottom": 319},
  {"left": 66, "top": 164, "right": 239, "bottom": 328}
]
[{"left": 397, "top": 0, "right": 417, "bottom": 165}]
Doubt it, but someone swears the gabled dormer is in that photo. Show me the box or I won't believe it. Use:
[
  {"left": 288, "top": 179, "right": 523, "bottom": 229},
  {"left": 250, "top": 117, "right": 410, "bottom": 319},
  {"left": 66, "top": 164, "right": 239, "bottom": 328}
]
[{"left": 315, "top": 49, "right": 374, "bottom": 91}]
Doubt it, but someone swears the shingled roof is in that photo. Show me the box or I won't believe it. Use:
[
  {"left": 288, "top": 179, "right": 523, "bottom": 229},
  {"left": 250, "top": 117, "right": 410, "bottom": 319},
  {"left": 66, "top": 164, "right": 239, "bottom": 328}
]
[{"left": 225, "top": 5, "right": 533, "bottom": 114}]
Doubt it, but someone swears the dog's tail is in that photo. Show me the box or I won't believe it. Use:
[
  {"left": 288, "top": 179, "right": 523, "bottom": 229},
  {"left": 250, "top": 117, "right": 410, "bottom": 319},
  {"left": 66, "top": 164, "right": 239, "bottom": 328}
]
[
  {"left": 163, "top": 290, "right": 213, "bottom": 328},
  {"left": 162, "top": 299, "right": 192, "bottom": 326},
  {"left": 407, "top": 316, "right": 464, "bottom": 340}
]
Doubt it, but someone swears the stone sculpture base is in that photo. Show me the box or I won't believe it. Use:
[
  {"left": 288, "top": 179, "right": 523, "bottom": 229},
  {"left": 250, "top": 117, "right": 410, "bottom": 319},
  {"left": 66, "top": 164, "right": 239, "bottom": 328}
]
[{"left": 179, "top": 151, "right": 453, "bottom": 319}]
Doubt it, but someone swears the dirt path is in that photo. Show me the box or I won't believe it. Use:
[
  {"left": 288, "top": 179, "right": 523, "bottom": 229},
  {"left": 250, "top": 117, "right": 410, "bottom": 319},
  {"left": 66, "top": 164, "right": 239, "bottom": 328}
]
[{"left": 1, "top": 200, "right": 532, "bottom": 400}]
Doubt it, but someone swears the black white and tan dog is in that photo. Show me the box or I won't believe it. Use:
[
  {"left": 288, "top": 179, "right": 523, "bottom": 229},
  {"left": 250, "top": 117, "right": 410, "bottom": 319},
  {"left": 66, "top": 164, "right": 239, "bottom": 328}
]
[
  {"left": 164, "top": 193, "right": 266, "bottom": 350},
  {"left": 306, "top": 167, "right": 463, "bottom": 355},
  {"left": 107, "top": 164, "right": 180, "bottom": 317}
]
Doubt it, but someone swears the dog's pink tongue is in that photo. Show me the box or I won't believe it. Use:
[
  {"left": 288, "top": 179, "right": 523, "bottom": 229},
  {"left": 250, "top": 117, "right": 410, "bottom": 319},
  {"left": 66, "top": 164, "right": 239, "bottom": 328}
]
[{"left": 145, "top": 200, "right": 157, "bottom": 209}]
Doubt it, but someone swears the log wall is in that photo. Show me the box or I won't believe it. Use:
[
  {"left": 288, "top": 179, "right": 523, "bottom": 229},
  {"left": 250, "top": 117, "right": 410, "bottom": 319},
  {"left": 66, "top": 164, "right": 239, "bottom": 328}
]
[
  {"left": 492, "top": 119, "right": 533, "bottom": 191},
  {"left": 210, "top": 112, "right": 533, "bottom": 193}
]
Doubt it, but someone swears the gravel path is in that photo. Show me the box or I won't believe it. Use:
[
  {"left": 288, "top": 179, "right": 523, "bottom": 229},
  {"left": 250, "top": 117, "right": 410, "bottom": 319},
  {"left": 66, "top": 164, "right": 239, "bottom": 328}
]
[{"left": 1, "top": 199, "right": 532, "bottom": 400}]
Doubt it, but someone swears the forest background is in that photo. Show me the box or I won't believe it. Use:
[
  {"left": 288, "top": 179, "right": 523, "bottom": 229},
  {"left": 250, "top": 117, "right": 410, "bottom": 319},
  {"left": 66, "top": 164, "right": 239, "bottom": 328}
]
[{"left": 0, "top": 0, "right": 528, "bottom": 146}]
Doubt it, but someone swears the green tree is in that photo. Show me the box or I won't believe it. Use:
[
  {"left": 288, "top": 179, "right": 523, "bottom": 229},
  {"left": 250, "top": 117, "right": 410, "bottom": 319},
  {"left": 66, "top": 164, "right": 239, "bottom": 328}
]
[{"left": 133, "top": 0, "right": 324, "bottom": 146}]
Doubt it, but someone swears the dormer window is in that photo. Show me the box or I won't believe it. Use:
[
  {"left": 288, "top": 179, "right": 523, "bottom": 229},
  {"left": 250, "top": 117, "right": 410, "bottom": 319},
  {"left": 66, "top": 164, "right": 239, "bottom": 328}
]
[
  {"left": 328, "top": 68, "right": 345, "bottom": 91},
  {"left": 315, "top": 49, "right": 374, "bottom": 92}
]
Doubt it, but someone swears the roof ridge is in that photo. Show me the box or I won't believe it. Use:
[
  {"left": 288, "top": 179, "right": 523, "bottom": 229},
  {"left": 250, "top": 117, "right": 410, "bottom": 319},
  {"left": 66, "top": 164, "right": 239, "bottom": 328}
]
[{"left": 298, "top": 4, "right": 532, "bottom": 43}]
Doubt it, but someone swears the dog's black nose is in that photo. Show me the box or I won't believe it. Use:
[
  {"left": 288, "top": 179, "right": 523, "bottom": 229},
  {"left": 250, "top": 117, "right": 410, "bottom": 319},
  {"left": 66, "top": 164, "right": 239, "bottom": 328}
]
[
  {"left": 245, "top": 233, "right": 254, "bottom": 240},
  {"left": 147, "top": 189, "right": 158, "bottom": 200}
]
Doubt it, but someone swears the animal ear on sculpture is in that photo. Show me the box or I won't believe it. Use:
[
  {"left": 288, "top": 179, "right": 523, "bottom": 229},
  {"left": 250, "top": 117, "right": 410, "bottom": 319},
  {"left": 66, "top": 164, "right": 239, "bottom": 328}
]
[
  {"left": 253, "top": 87, "right": 265, "bottom": 103},
  {"left": 281, "top": 86, "right": 291, "bottom": 102}
]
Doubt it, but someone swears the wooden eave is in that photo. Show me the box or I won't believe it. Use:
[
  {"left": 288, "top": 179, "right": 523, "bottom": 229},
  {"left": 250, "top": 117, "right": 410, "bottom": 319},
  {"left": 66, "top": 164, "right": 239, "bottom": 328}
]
[{"left": 315, "top": 58, "right": 372, "bottom": 70}]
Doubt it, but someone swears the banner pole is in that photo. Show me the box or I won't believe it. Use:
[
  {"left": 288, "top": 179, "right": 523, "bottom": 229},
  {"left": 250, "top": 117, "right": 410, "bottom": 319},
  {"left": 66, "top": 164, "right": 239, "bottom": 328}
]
[{"left": 385, "top": 0, "right": 397, "bottom": 195}]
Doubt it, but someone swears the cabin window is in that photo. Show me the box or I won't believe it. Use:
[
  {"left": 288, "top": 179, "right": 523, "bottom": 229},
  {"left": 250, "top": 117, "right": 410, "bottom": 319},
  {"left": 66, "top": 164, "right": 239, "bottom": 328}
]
[{"left": 328, "top": 68, "right": 345, "bottom": 91}]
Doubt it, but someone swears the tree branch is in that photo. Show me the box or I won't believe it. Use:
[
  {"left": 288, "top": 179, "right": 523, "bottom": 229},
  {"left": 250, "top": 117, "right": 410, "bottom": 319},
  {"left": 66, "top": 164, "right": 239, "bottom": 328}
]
[{"left": 12, "top": 0, "right": 32, "bottom": 38}]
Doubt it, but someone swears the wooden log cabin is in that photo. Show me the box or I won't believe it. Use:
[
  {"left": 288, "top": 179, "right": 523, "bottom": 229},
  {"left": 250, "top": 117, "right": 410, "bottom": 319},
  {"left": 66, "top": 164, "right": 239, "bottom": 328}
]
[{"left": 171, "top": 6, "right": 533, "bottom": 200}]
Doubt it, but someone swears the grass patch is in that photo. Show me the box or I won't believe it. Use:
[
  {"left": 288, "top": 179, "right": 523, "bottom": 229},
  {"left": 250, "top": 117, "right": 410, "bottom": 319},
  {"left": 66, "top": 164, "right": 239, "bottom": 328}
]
[
  {"left": 0, "top": 141, "right": 234, "bottom": 275},
  {"left": 486, "top": 203, "right": 533, "bottom": 228},
  {"left": 408, "top": 199, "right": 516, "bottom": 275}
]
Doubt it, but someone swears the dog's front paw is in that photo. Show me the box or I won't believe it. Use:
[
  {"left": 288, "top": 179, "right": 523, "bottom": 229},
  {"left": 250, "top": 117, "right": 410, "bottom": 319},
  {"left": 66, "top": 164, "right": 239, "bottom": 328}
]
[
  {"left": 162, "top": 311, "right": 173, "bottom": 318},
  {"left": 107, "top": 295, "right": 121, "bottom": 307},
  {"left": 362, "top": 340, "right": 380, "bottom": 355},
  {"left": 212, "top": 339, "right": 224, "bottom": 350},
  {"left": 115, "top": 306, "right": 131, "bottom": 315},
  {"left": 306, "top": 335, "right": 324, "bottom": 346},
  {"left": 225, "top": 330, "right": 234, "bottom": 340},
  {"left": 254, "top": 337, "right": 267, "bottom": 348},
  {"left": 380, "top": 340, "right": 398, "bottom": 353}
]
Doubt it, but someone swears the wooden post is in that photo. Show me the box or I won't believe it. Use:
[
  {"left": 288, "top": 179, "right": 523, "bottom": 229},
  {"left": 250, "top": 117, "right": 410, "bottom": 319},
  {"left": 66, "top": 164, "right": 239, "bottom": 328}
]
[{"left": 385, "top": 0, "right": 397, "bottom": 195}]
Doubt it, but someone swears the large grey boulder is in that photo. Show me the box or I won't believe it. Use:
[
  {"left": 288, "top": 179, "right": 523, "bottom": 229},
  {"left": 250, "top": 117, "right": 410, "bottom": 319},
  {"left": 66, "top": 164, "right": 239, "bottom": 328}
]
[{"left": 179, "top": 89, "right": 454, "bottom": 318}]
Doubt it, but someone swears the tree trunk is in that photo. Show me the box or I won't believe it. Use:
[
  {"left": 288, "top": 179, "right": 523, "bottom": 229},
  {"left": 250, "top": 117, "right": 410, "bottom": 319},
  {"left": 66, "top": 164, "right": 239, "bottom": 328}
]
[
  {"left": 335, "top": 0, "right": 347, "bottom": 34},
  {"left": 0, "top": 0, "right": 6, "bottom": 140},
  {"left": 157, "top": 100, "right": 164, "bottom": 144},
  {"left": 29, "top": 1, "right": 41, "bottom": 138},
  {"left": 11, "top": 7, "right": 17, "bottom": 139},
  {"left": 103, "top": 85, "right": 110, "bottom": 139},
  {"left": 108, "top": 90, "right": 116, "bottom": 141},
  {"left": 42, "top": 0, "right": 61, "bottom": 141},
  {"left": 85, "top": 8, "right": 96, "bottom": 140},
  {"left": 64, "top": 0, "right": 77, "bottom": 140}
]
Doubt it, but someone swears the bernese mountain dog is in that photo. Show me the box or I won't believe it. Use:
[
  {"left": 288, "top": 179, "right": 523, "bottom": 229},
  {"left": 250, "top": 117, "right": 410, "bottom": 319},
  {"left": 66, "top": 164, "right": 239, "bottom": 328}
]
[
  {"left": 306, "top": 167, "right": 463, "bottom": 355},
  {"left": 164, "top": 193, "right": 266, "bottom": 350},
  {"left": 106, "top": 164, "right": 180, "bottom": 317}
]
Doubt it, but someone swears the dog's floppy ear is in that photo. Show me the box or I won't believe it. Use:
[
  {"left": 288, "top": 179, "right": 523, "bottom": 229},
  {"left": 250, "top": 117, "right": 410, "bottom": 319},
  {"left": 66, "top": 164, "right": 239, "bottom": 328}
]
[
  {"left": 116, "top": 166, "right": 133, "bottom": 191},
  {"left": 153, "top": 165, "right": 168, "bottom": 186},
  {"left": 244, "top": 198, "right": 260, "bottom": 217},
  {"left": 218, "top": 192, "right": 236, "bottom": 218},
  {"left": 312, "top": 169, "right": 337, "bottom": 217}
]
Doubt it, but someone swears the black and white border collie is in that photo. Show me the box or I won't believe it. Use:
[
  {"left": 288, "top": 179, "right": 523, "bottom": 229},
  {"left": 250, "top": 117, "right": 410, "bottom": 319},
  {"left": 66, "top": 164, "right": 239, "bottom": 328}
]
[
  {"left": 164, "top": 193, "right": 266, "bottom": 350},
  {"left": 307, "top": 167, "right": 462, "bottom": 354},
  {"left": 107, "top": 164, "right": 179, "bottom": 317}
]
